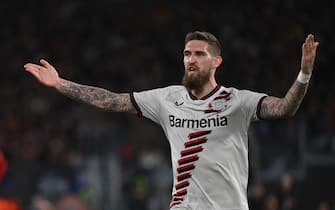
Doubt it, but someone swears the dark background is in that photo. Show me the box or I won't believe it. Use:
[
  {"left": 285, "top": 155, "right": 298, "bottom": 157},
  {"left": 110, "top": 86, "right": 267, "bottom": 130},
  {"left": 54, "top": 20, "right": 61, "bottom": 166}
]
[{"left": 0, "top": 0, "right": 334, "bottom": 210}]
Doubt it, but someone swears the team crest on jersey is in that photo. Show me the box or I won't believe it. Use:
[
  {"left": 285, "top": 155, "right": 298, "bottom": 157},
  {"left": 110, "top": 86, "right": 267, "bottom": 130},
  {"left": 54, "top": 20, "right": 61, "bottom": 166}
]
[{"left": 204, "top": 91, "right": 231, "bottom": 113}]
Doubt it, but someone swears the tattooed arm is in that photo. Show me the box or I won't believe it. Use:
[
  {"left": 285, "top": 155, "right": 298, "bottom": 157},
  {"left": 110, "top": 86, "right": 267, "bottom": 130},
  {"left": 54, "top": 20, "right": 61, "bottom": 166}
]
[
  {"left": 259, "top": 82, "right": 308, "bottom": 119},
  {"left": 24, "top": 59, "right": 136, "bottom": 113},
  {"left": 56, "top": 79, "right": 136, "bottom": 113},
  {"left": 259, "top": 34, "right": 319, "bottom": 120}
]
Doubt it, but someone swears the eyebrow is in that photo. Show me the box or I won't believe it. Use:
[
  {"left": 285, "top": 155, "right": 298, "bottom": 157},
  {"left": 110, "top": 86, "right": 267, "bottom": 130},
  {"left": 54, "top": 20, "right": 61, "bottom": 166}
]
[{"left": 183, "top": 50, "right": 207, "bottom": 54}]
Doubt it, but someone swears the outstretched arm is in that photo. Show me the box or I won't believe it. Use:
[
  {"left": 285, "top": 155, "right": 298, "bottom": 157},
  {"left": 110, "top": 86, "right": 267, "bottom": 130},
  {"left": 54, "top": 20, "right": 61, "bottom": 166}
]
[
  {"left": 259, "top": 34, "right": 319, "bottom": 120},
  {"left": 24, "top": 59, "right": 137, "bottom": 114}
]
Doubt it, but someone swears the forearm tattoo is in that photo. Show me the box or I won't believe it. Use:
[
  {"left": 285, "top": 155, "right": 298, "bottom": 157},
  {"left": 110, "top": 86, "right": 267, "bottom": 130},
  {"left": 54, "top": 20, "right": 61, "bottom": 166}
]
[
  {"left": 56, "top": 79, "right": 136, "bottom": 113},
  {"left": 259, "top": 81, "right": 308, "bottom": 119}
]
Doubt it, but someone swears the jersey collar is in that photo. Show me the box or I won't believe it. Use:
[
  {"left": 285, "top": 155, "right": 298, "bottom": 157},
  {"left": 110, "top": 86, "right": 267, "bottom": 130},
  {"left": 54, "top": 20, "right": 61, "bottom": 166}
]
[{"left": 189, "top": 85, "right": 221, "bottom": 100}]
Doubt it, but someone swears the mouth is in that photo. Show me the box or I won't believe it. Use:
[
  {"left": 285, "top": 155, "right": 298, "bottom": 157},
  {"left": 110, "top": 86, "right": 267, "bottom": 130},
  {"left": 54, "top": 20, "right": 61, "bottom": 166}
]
[{"left": 187, "top": 66, "right": 199, "bottom": 72}]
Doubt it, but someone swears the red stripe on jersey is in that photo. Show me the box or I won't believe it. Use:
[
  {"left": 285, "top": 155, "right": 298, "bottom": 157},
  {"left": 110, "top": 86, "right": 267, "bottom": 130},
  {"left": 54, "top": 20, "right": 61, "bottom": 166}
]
[
  {"left": 215, "top": 92, "right": 231, "bottom": 100},
  {"left": 188, "top": 130, "right": 212, "bottom": 139},
  {"left": 180, "top": 146, "right": 203, "bottom": 156},
  {"left": 170, "top": 201, "right": 181, "bottom": 208},
  {"left": 177, "top": 172, "right": 191, "bottom": 181},
  {"left": 184, "top": 137, "right": 207, "bottom": 148},
  {"left": 178, "top": 155, "right": 199, "bottom": 165},
  {"left": 175, "top": 180, "right": 190, "bottom": 190},
  {"left": 174, "top": 188, "right": 187, "bottom": 196},
  {"left": 170, "top": 129, "right": 212, "bottom": 208},
  {"left": 177, "top": 163, "right": 195, "bottom": 173},
  {"left": 173, "top": 197, "right": 184, "bottom": 201}
]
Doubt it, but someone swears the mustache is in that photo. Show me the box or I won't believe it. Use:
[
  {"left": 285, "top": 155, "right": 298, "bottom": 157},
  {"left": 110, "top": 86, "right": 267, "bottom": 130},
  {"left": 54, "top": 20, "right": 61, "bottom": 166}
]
[{"left": 187, "top": 65, "right": 199, "bottom": 70}]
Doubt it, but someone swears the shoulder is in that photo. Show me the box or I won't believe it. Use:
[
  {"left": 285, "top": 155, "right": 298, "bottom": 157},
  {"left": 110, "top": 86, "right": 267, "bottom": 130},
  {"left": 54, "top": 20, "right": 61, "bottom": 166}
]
[
  {"left": 143, "top": 85, "right": 186, "bottom": 104},
  {"left": 164, "top": 85, "right": 185, "bottom": 91},
  {"left": 220, "top": 86, "right": 240, "bottom": 98},
  {"left": 146, "top": 85, "right": 184, "bottom": 92},
  {"left": 221, "top": 87, "right": 267, "bottom": 106},
  {"left": 223, "top": 86, "right": 263, "bottom": 97},
  {"left": 134, "top": 85, "right": 185, "bottom": 101},
  {"left": 150, "top": 85, "right": 185, "bottom": 96}
]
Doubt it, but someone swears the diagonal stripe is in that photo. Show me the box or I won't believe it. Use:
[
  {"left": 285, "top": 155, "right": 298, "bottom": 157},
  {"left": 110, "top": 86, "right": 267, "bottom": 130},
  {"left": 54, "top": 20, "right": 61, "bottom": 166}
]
[
  {"left": 174, "top": 188, "right": 187, "bottom": 196},
  {"left": 184, "top": 137, "right": 207, "bottom": 148},
  {"left": 175, "top": 180, "right": 190, "bottom": 190},
  {"left": 173, "top": 197, "right": 184, "bottom": 201},
  {"left": 178, "top": 155, "right": 199, "bottom": 165},
  {"left": 188, "top": 130, "right": 212, "bottom": 139},
  {"left": 177, "top": 172, "right": 191, "bottom": 182},
  {"left": 215, "top": 92, "right": 231, "bottom": 100},
  {"left": 181, "top": 146, "right": 203, "bottom": 157},
  {"left": 170, "top": 201, "right": 181, "bottom": 208},
  {"left": 177, "top": 163, "right": 195, "bottom": 173}
]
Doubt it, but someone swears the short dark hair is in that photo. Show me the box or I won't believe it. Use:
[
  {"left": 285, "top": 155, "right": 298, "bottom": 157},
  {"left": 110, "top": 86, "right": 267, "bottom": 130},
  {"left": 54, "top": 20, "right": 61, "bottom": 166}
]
[{"left": 185, "top": 31, "right": 221, "bottom": 56}]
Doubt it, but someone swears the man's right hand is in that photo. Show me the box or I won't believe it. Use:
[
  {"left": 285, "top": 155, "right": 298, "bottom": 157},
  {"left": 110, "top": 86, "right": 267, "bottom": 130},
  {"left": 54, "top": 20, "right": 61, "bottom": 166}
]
[{"left": 24, "top": 59, "right": 60, "bottom": 88}]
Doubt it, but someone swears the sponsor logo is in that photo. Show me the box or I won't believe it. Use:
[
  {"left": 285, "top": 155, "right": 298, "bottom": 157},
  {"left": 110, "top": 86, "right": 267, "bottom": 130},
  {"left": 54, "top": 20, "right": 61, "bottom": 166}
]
[
  {"left": 175, "top": 101, "right": 184, "bottom": 106},
  {"left": 169, "top": 115, "right": 227, "bottom": 128}
]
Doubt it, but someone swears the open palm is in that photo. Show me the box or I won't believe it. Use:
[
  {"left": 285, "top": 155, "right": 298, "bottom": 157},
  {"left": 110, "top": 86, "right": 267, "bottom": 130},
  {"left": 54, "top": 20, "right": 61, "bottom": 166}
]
[
  {"left": 24, "top": 59, "right": 60, "bottom": 88},
  {"left": 301, "top": 34, "right": 319, "bottom": 74}
]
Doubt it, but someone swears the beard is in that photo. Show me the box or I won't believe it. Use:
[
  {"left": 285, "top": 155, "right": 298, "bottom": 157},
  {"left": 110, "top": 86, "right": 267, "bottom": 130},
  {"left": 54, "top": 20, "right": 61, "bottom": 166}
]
[{"left": 182, "top": 68, "right": 211, "bottom": 92}]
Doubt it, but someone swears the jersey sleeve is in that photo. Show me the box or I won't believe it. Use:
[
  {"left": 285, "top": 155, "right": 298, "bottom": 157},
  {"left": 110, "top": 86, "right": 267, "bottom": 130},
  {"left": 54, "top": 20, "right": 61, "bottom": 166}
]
[
  {"left": 130, "top": 88, "right": 165, "bottom": 124},
  {"left": 239, "top": 90, "right": 267, "bottom": 122}
]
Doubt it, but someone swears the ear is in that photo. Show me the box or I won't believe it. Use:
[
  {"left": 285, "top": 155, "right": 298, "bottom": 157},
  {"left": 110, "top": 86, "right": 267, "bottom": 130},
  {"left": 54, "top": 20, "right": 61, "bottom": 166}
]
[{"left": 213, "top": 56, "right": 223, "bottom": 68}]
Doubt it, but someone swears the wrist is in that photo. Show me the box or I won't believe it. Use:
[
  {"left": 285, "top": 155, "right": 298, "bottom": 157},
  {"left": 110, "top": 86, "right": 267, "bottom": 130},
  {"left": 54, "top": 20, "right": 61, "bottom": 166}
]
[
  {"left": 296, "top": 71, "right": 312, "bottom": 84},
  {"left": 54, "top": 78, "right": 64, "bottom": 90}
]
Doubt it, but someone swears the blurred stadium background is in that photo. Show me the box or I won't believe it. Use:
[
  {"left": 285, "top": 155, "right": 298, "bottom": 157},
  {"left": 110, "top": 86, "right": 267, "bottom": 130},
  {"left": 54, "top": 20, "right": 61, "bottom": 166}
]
[{"left": 0, "top": 0, "right": 334, "bottom": 210}]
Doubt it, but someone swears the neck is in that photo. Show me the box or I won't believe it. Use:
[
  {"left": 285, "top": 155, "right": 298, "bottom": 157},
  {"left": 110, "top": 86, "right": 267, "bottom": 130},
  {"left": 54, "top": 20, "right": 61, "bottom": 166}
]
[{"left": 190, "top": 79, "right": 218, "bottom": 99}]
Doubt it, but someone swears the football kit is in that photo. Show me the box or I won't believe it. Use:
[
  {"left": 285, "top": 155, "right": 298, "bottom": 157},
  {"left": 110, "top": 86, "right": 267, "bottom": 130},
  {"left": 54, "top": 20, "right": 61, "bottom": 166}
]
[{"left": 130, "top": 85, "right": 266, "bottom": 210}]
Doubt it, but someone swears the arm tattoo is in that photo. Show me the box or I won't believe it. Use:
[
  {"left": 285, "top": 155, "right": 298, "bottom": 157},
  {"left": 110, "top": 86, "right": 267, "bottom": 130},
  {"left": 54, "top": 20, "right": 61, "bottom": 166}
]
[
  {"left": 56, "top": 79, "right": 137, "bottom": 113},
  {"left": 259, "top": 81, "right": 308, "bottom": 119}
]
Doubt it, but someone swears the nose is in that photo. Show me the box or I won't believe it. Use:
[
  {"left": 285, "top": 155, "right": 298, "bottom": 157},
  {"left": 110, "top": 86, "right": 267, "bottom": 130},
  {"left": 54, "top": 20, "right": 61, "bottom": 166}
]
[{"left": 187, "top": 54, "right": 197, "bottom": 63}]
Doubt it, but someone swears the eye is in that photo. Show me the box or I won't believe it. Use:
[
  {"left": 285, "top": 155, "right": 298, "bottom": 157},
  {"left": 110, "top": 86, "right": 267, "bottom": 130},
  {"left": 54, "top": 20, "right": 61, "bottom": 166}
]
[
  {"left": 183, "top": 51, "right": 191, "bottom": 57},
  {"left": 195, "top": 51, "right": 206, "bottom": 56}
]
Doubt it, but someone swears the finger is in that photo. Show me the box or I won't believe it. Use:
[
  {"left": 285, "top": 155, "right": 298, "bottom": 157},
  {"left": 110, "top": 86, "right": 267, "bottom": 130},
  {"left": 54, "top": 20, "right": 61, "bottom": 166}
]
[
  {"left": 309, "top": 35, "right": 315, "bottom": 48},
  {"left": 24, "top": 63, "right": 46, "bottom": 71},
  {"left": 307, "top": 34, "right": 314, "bottom": 41},
  {"left": 302, "top": 43, "right": 311, "bottom": 53},
  {"left": 24, "top": 64, "right": 40, "bottom": 72},
  {"left": 24, "top": 64, "right": 39, "bottom": 73},
  {"left": 305, "top": 34, "right": 311, "bottom": 43},
  {"left": 306, "top": 34, "right": 314, "bottom": 48},
  {"left": 40, "top": 59, "right": 52, "bottom": 68},
  {"left": 304, "top": 36, "right": 315, "bottom": 52},
  {"left": 25, "top": 67, "right": 40, "bottom": 79}
]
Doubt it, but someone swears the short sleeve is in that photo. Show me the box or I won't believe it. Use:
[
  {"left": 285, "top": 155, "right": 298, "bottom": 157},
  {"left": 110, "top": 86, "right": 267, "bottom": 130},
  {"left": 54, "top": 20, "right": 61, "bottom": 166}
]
[
  {"left": 239, "top": 90, "right": 267, "bottom": 122},
  {"left": 130, "top": 88, "right": 165, "bottom": 124}
]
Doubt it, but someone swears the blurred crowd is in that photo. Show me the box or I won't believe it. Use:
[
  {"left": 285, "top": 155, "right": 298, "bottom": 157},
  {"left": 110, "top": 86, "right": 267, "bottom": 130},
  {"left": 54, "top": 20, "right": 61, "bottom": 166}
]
[{"left": 0, "top": 0, "right": 334, "bottom": 210}]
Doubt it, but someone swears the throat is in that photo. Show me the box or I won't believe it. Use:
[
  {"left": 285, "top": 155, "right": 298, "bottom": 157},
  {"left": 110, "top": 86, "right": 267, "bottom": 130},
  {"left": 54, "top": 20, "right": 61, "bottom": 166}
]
[{"left": 190, "top": 87, "right": 205, "bottom": 98}]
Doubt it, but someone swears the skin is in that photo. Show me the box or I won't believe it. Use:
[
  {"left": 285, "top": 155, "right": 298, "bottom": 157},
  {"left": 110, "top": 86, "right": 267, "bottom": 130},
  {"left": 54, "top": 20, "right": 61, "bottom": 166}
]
[
  {"left": 183, "top": 40, "right": 222, "bottom": 97},
  {"left": 24, "top": 60, "right": 136, "bottom": 113},
  {"left": 24, "top": 34, "right": 319, "bottom": 119}
]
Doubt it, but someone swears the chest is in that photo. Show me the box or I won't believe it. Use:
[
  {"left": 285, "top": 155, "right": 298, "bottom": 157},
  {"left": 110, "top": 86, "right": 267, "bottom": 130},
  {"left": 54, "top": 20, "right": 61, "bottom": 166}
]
[{"left": 161, "top": 94, "right": 242, "bottom": 130}]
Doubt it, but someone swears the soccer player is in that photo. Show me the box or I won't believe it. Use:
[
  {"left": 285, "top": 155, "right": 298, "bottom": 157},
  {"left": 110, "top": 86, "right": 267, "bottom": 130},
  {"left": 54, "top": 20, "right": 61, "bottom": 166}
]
[{"left": 24, "top": 31, "right": 319, "bottom": 210}]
